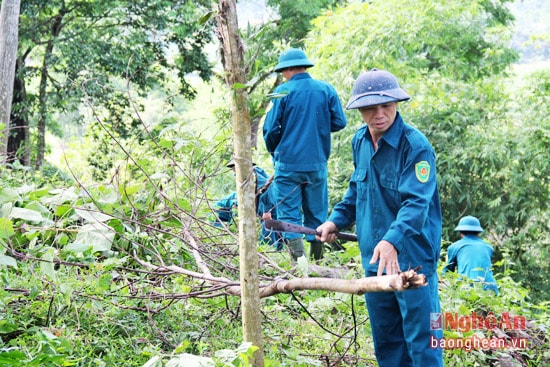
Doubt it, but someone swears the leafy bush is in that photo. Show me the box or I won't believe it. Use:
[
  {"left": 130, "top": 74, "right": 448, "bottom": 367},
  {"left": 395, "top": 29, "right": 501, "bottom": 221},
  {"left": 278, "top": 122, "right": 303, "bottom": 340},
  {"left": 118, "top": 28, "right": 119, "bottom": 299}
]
[{"left": 439, "top": 262, "right": 549, "bottom": 367}]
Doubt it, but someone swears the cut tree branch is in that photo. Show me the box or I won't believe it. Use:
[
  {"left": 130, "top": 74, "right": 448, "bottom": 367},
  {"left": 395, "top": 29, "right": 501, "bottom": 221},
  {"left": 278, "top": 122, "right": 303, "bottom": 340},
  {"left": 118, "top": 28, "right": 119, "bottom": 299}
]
[{"left": 133, "top": 254, "right": 427, "bottom": 299}]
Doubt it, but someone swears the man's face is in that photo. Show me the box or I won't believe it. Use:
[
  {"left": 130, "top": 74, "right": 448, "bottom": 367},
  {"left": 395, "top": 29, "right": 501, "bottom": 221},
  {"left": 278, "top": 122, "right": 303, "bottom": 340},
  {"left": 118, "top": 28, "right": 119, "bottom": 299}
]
[{"left": 359, "top": 102, "right": 398, "bottom": 141}]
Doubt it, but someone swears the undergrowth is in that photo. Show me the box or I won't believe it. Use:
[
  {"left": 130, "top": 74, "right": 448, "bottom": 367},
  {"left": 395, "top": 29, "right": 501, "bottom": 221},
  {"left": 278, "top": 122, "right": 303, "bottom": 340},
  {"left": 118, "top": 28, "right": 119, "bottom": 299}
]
[{"left": 0, "top": 166, "right": 548, "bottom": 367}]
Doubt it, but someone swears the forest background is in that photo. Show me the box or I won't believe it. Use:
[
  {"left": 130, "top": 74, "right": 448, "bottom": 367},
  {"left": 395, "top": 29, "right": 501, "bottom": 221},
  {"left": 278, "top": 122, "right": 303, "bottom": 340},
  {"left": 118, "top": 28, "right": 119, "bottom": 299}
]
[{"left": 0, "top": 0, "right": 548, "bottom": 366}]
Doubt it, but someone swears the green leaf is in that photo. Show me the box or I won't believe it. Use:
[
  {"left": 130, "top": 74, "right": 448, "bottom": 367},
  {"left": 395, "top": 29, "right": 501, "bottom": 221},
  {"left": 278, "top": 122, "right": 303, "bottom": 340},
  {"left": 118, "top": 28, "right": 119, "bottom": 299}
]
[
  {"left": 0, "top": 349, "right": 26, "bottom": 363},
  {"left": 0, "top": 255, "right": 17, "bottom": 268},
  {"left": 199, "top": 10, "right": 214, "bottom": 25},
  {"left": 40, "top": 247, "right": 56, "bottom": 281},
  {"left": 9, "top": 207, "right": 45, "bottom": 223},
  {"left": 59, "top": 283, "right": 73, "bottom": 305},
  {"left": 24, "top": 201, "right": 50, "bottom": 216},
  {"left": 0, "top": 217, "right": 15, "bottom": 239},
  {"left": 41, "top": 187, "right": 79, "bottom": 205},
  {"left": 74, "top": 208, "right": 113, "bottom": 223},
  {"left": 65, "top": 242, "right": 92, "bottom": 253},
  {"left": 29, "top": 286, "right": 40, "bottom": 299},
  {"left": 98, "top": 273, "right": 112, "bottom": 291},
  {"left": 159, "top": 138, "right": 175, "bottom": 149},
  {"left": 54, "top": 204, "right": 72, "bottom": 217},
  {"left": 74, "top": 223, "right": 115, "bottom": 252},
  {"left": 119, "top": 184, "right": 141, "bottom": 196},
  {"left": 0, "top": 187, "right": 21, "bottom": 205},
  {"left": 0, "top": 320, "right": 19, "bottom": 334},
  {"left": 58, "top": 233, "right": 69, "bottom": 246},
  {"left": 458, "top": 304, "right": 470, "bottom": 315},
  {"left": 27, "top": 186, "right": 51, "bottom": 200},
  {"left": 174, "top": 340, "right": 191, "bottom": 354}
]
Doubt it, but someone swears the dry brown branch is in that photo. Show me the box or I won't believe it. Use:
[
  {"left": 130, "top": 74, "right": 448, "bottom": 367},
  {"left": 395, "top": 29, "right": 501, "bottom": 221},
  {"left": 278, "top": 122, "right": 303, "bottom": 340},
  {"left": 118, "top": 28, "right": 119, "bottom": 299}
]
[{"left": 133, "top": 254, "right": 427, "bottom": 299}]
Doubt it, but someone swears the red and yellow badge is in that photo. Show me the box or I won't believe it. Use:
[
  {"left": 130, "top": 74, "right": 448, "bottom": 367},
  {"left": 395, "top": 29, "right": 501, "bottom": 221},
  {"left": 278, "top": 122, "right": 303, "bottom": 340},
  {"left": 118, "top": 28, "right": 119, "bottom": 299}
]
[{"left": 415, "top": 161, "right": 430, "bottom": 183}]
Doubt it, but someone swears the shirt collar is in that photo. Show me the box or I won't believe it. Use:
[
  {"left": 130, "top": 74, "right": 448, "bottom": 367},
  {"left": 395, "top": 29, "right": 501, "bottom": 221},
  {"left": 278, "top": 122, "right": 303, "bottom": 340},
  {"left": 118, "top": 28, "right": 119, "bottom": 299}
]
[{"left": 289, "top": 72, "right": 311, "bottom": 81}]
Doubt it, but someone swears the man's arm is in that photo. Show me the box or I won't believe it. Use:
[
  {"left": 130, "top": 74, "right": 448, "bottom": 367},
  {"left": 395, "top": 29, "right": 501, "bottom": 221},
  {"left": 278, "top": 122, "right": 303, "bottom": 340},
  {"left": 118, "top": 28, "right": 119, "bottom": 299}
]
[
  {"left": 329, "top": 88, "right": 347, "bottom": 132},
  {"left": 262, "top": 98, "right": 284, "bottom": 154},
  {"left": 382, "top": 147, "right": 438, "bottom": 253},
  {"left": 442, "top": 246, "right": 457, "bottom": 273}
]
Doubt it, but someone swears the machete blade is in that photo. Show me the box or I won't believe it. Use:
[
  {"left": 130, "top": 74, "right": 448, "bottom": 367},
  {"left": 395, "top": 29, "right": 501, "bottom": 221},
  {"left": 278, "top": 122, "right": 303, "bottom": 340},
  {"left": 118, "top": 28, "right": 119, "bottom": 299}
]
[
  {"left": 263, "top": 219, "right": 357, "bottom": 242},
  {"left": 264, "top": 219, "right": 317, "bottom": 235}
]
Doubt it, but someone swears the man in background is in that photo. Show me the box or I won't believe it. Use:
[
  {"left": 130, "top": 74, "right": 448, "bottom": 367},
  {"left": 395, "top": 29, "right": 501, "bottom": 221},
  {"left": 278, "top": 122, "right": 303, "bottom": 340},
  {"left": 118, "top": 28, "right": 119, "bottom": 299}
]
[
  {"left": 213, "top": 160, "right": 282, "bottom": 249},
  {"left": 443, "top": 215, "right": 499, "bottom": 294},
  {"left": 263, "top": 48, "right": 346, "bottom": 261}
]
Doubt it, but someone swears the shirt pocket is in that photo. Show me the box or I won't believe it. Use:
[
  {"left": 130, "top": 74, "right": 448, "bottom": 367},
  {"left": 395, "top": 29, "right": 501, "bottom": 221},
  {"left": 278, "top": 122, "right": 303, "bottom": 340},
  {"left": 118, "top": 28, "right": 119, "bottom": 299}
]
[
  {"left": 380, "top": 170, "right": 400, "bottom": 208},
  {"left": 352, "top": 168, "right": 368, "bottom": 200}
]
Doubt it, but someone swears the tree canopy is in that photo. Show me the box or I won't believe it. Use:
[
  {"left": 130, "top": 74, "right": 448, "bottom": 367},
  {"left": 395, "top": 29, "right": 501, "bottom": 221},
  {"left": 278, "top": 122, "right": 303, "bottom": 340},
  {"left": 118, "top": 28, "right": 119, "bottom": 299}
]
[{"left": 8, "top": 0, "right": 213, "bottom": 169}]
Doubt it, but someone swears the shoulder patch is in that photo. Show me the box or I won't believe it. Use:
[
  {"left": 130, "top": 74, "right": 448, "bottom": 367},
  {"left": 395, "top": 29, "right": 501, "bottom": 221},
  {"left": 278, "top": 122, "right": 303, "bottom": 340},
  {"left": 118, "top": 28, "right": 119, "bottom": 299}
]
[{"left": 415, "top": 161, "right": 430, "bottom": 183}]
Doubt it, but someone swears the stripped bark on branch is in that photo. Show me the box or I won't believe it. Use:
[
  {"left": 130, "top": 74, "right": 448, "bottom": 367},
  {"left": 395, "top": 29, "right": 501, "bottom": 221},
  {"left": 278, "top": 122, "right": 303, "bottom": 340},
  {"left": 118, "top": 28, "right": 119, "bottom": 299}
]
[{"left": 133, "top": 254, "right": 427, "bottom": 298}]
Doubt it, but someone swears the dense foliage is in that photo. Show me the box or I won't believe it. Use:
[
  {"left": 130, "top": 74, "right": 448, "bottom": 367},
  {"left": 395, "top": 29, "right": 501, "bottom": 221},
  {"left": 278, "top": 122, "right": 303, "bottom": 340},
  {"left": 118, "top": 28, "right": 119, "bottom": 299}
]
[
  {"left": 11, "top": 0, "right": 214, "bottom": 169},
  {"left": 0, "top": 165, "right": 548, "bottom": 366},
  {"left": 304, "top": 0, "right": 549, "bottom": 303}
]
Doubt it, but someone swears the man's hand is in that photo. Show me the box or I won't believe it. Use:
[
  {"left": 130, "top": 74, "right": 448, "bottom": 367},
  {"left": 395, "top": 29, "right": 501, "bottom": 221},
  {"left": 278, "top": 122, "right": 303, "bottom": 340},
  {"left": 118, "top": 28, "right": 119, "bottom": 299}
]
[
  {"left": 369, "top": 240, "right": 400, "bottom": 276},
  {"left": 316, "top": 221, "right": 338, "bottom": 243}
]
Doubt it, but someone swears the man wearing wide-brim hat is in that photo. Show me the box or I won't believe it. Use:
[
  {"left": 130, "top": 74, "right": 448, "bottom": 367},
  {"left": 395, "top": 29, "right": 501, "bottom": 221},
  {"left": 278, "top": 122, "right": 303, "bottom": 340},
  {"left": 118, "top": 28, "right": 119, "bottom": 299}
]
[
  {"left": 443, "top": 215, "right": 499, "bottom": 294},
  {"left": 263, "top": 48, "right": 347, "bottom": 261}
]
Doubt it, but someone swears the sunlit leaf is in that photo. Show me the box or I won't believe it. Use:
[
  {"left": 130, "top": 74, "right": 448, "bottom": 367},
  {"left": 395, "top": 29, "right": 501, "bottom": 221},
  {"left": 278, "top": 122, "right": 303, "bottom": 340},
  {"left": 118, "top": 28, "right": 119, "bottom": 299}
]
[
  {"left": 65, "top": 242, "right": 92, "bottom": 253},
  {"left": 10, "top": 207, "right": 45, "bottom": 223},
  {"left": 0, "top": 255, "right": 17, "bottom": 268},
  {"left": 54, "top": 204, "right": 72, "bottom": 217},
  {"left": 74, "top": 208, "right": 113, "bottom": 223},
  {"left": 40, "top": 248, "right": 56, "bottom": 281},
  {"left": 0, "top": 218, "right": 15, "bottom": 239},
  {"left": 0, "top": 187, "right": 21, "bottom": 205},
  {"left": 74, "top": 223, "right": 115, "bottom": 252}
]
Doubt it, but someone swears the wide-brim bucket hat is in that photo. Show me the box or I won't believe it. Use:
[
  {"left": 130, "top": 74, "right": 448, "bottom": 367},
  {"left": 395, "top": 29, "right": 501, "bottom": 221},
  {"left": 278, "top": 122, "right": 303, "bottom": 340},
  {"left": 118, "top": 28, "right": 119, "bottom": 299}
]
[
  {"left": 274, "top": 48, "right": 314, "bottom": 72},
  {"left": 454, "top": 216, "right": 484, "bottom": 232}
]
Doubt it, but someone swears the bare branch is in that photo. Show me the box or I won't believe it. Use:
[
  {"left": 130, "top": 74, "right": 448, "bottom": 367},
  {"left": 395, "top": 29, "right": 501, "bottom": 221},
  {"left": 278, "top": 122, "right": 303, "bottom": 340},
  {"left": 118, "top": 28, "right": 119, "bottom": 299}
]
[{"left": 133, "top": 254, "right": 427, "bottom": 299}]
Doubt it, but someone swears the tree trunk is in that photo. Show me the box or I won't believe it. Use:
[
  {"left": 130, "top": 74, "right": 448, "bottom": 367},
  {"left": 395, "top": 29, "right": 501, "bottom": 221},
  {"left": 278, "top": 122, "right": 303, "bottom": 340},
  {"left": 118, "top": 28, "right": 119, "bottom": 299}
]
[
  {"left": 216, "top": 1, "right": 264, "bottom": 366},
  {"left": 35, "top": 8, "right": 64, "bottom": 170},
  {"left": 0, "top": 0, "right": 20, "bottom": 164},
  {"left": 36, "top": 40, "right": 55, "bottom": 170},
  {"left": 7, "top": 58, "right": 29, "bottom": 165}
]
